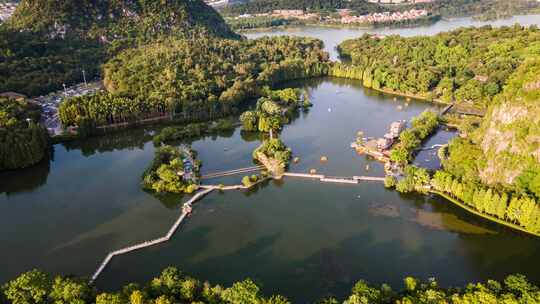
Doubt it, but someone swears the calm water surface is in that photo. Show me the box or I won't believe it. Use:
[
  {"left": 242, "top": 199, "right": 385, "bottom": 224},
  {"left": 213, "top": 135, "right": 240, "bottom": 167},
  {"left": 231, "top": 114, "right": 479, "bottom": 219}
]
[
  {"left": 245, "top": 15, "right": 540, "bottom": 60},
  {"left": 2, "top": 77, "right": 540, "bottom": 303},
  {"left": 3, "top": 15, "right": 540, "bottom": 302}
]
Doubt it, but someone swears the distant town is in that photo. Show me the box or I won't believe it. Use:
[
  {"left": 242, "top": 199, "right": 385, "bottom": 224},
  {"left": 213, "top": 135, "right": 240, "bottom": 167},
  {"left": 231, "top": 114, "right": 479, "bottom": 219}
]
[
  {"left": 204, "top": 0, "right": 435, "bottom": 7},
  {"left": 231, "top": 8, "right": 432, "bottom": 25}
]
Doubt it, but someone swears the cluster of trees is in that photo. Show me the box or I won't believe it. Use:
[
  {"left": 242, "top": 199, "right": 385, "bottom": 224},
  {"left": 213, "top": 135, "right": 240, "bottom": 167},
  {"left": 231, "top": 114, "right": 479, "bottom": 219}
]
[
  {"left": 0, "top": 97, "right": 49, "bottom": 171},
  {"left": 59, "top": 36, "right": 327, "bottom": 128},
  {"left": 1, "top": 0, "right": 238, "bottom": 97},
  {"left": 389, "top": 110, "right": 439, "bottom": 165},
  {"left": 220, "top": 0, "right": 385, "bottom": 16},
  {"left": 384, "top": 165, "right": 430, "bottom": 194},
  {"left": 240, "top": 88, "right": 311, "bottom": 133},
  {"left": 432, "top": 171, "right": 540, "bottom": 235},
  {"left": 337, "top": 25, "right": 540, "bottom": 106},
  {"left": 226, "top": 16, "right": 299, "bottom": 30},
  {"left": 152, "top": 119, "right": 235, "bottom": 146},
  {"left": 8, "top": 0, "right": 238, "bottom": 42},
  {"left": 253, "top": 138, "right": 292, "bottom": 169},
  {"left": 141, "top": 146, "right": 201, "bottom": 194},
  {"left": 222, "top": 0, "right": 540, "bottom": 19},
  {"left": 3, "top": 267, "right": 540, "bottom": 304}
]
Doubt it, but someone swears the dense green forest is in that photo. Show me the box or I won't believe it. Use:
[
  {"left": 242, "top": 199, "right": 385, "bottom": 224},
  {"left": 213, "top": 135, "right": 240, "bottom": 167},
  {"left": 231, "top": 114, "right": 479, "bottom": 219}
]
[
  {"left": 0, "top": 27, "right": 105, "bottom": 96},
  {"left": 226, "top": 16, "right": 300, "bottom": 30},
  {"left": 337, "top": 25, "right": 540, "bottom": 107},
  {"left": 2, "top": 267, "right": 540, "bottom": 303},
  {"left": 0, "top": 97, "right": 49, "bottom": 170},
  {"left": 357, "top": 26, "right": 540, "bottom": 234},
  {"left": 0, "top": 0, "right": 237, "bottom": 96},
  {"left": 8, "top": 0, "right": 237, "bottom": 41},
  {"left": 220, "top": 0, "right": 384, "bottom": 16},
  {"left": 59, "top": 36, "right": 328, "bottom": 128},
  {"left": 221, "top": 0, "right": 540, "bottom": 18}
]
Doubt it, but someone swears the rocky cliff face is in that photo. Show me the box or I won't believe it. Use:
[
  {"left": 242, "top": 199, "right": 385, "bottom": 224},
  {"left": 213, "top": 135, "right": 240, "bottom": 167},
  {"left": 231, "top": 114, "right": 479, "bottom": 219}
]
[{"left": 478, "top": 58, "right": 540, "bottom": 186}]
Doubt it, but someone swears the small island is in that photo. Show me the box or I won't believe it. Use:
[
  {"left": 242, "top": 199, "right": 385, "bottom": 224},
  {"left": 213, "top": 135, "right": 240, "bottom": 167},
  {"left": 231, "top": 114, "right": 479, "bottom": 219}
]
[
  {"left": 253, "top": 138, "right": 292, "bottom": 176},
  {"left": 142, "top": 145, "right": 201, "bottom": 194}
]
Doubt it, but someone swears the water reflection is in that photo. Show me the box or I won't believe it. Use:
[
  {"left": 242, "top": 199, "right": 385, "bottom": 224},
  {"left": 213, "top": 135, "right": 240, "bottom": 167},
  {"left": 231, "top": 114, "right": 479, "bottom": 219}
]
[
  {"left": 2, "top": 77, "right": 540, "bottom": 303},
  {"left": 0, "top": 155, "right": 51, "bottom": 195}
]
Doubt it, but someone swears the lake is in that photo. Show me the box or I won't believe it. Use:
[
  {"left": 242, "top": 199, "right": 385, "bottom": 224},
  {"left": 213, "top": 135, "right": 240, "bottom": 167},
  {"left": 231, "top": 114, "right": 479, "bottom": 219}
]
[
  {"left": 2, "top": 16, "right": 540, "bottom": 303},
  {"left": 244, "top": 15, "right": 540, "bottom": 60}
]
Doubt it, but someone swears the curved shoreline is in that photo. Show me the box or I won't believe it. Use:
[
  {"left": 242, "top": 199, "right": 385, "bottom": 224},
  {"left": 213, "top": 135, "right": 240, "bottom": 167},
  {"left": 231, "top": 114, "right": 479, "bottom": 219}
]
[{"left": 431, "top": 190, "right": 540, "bottom": 238}]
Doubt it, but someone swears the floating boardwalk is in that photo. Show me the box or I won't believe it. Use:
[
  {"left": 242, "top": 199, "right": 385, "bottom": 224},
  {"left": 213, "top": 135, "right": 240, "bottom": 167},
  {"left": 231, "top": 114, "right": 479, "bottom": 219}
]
[
  {"left": 89, "top": 188, "right": 214, "bottom": 284},
  {"left": 90, "top": 170, "right": 385, "bottom": 283},
  {"left": 283, "top": 172, "right": 385, "bottom": 184}
]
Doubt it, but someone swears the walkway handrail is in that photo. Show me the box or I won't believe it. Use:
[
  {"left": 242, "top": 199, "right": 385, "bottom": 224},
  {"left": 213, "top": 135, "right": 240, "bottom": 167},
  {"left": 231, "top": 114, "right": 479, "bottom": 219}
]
[
  {"left": 89, "top": 188, "right": 214, "bottom": 284},
  {"left": 201, "top": 166, "right": 265, "bottom": 179}
]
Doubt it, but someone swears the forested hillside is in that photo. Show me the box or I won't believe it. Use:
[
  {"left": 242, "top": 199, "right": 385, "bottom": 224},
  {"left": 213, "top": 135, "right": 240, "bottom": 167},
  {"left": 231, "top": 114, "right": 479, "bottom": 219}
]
[
  {"left": 59, "top": 36, "right": 329, "bottom": 128},
  {"left": 220, "top": 0, "right": 384, "bottom": 16},
  {"left": 337, "top": 25, "right": 540, "bottom": 107},
  {"left": 0, "top": 96, "right": 49, "bottom": 170},
  {"left": 337, "top": 25, "right": 540, "bottom": 234},
  {"left": 443, "top": 57, "right": 540, "bottom": 195},
  {"left": 0, "top": 0, "right": 238, "bottom": 96},
  {"left": 221, "top": 0, "right": 540, "bottom": 18},
  {"left": 8, "top": 0, "right": 237, "bottom": 40}
]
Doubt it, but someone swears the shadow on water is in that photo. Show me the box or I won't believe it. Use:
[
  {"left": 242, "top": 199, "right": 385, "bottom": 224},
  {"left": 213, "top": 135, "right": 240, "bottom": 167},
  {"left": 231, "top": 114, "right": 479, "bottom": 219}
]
[
  {"left": 3, "top": 76, "right": 540, "bottom": 303},
  {"left": 61, "top": 127, "right": 153, "bottom": 157},
  {"left": 0, "top": 154, "right": 51, "bottom": 195}
]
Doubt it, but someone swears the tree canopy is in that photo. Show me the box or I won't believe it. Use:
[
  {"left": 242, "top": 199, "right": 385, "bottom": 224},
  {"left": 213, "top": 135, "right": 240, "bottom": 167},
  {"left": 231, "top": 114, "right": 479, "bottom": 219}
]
[
  {"left": 3, "top": 268, "right": 540, "bottom": 303},
  {"left": 59, "top": 36, "right": 328, "bottom": 128},
  {"left": 0, "top": 96, "right": 49, "bottom": 170},
  {"left": 337, "top": 25, "right": 540, "bottom": 107}
]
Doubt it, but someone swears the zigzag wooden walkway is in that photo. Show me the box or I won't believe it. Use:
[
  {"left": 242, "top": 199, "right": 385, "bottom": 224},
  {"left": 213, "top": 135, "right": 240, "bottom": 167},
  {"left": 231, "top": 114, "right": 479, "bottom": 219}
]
[{"left": 89, "top": 188, "right": 214, "bottom": 284}]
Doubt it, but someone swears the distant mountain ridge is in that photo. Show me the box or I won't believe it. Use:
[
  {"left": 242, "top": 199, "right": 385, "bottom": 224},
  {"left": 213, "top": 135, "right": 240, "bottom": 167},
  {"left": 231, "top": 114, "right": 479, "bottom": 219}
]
[{"left": 8, "top": 0, "right": 238, "bottom": 40}]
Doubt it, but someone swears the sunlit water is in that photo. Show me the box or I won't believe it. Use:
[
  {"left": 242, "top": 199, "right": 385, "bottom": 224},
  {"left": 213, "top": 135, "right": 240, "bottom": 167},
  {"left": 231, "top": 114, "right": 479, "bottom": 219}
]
[
  {"left": 244, "top": 15, "right": 540, "bottom": 60},
  {"left": 2, "top": 78, "right": 540, "bottom": 303},
  {"left": 3, "top": 15, "right": 540, "bottom": 302}
]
